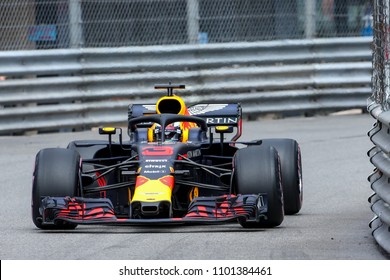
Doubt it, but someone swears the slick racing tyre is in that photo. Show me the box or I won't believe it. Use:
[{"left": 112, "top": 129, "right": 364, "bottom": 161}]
[
  {"left": 233, "top": 145, "right": 284, "bottom": 227},
  {"left": 262, "top": 139, "right": 303, "bottom": 215},
  {"left": 32, "top": 148, "right": 80, "bottom": 229}
]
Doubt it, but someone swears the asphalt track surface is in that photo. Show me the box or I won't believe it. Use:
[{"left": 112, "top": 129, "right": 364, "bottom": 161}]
[{"left": 0, "top": 113, "right": 388, "bottom": 260}]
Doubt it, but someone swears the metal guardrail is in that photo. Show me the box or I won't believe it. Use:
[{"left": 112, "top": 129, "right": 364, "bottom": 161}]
[
  {"left": 368, "top": 99, "right": 390, "bottom": 254},
  {"left": 0, "top": 37, "right": 372, "bottom": 135},
  {"left": 0, "top": 37, "right": 372, "bottom": 76}
]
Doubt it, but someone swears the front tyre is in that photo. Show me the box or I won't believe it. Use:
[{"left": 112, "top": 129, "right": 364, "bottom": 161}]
[
  {"left": 233, "top": 145, "right": 284, "bottom": 227},
  {"left": 32, "top": 148, "right": 80, "bottom": 229},
  {"left": 262, "top": 139, "right": 303, "bottom": 215}
]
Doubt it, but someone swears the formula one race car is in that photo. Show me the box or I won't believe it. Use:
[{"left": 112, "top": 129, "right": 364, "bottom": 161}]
[{"left": 32, "top": 84, "right": 303, "bottom": 229}]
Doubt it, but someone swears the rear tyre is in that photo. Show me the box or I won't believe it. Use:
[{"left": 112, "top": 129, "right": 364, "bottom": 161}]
[
  {"left": 32, "top": 148, "right": 80, "bottom": 229},
  {"left": 233, "top": 145, "right": 284, "bottom": 228},
  {"left": 262, "top": 139, "right": 303, "bottom": 215}
]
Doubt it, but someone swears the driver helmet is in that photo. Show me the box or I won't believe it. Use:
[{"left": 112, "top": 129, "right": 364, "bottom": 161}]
[{"left": 154, "top": 122, "right": 182, "bottom": 142}]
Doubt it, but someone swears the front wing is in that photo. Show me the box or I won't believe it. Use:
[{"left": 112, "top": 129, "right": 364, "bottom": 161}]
[{"left": 40, "top": 194, "right": 267, "bottom": 226}]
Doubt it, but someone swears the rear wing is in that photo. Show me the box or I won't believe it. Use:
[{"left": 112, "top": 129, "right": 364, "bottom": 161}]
[
  {"left": 188, "top": 103, "right": 242, "bottom": 141},
  {"left": 128, "top": 103, "right": 242, "bottom": 141},
  {"left": 187, "top": 104, "right": 241, "bottom": 126}
]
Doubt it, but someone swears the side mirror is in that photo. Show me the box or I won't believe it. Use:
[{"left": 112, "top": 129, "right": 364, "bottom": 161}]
[
  {"left": 215, "top": 126, "right": 233, "bottom": 134},
  {"left": 99, "top": 127, "right": 117, "bottom": 135},
  {"left": 99, "top": 127, "right": 120, "bottom": 157}
]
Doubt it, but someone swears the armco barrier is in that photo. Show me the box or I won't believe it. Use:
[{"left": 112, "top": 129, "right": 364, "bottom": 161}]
[
  {"left": 368, "top": 99, "right": 390, "bottom": 254},
  {"left": 0, "top": 37, "right": 372, "bottom": 135}
]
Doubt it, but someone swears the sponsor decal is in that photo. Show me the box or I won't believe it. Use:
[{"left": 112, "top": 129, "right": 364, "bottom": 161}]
[
  {"left": 145, "top": 164, "right": 167, "bottom": 169},
  {"left": 28, "top": 25, "right": 57, "bottom": 41},
  {"left": 187, "top": 149, "right": 201, "bottom": 158},
  {"left": 144, "top": 170, "right": 165, "bottom": 174},
  {"left": 142, "top": 146, "right": 173, "bottom": 156},
  {"left": 145, "top": 159, "right": 169, "bottom": 163},
  {"left": 206, "top": 117, "right": 238, "bottom": 124},
  {"left": 188, "top": 104, "right": 228, "bottom": 115},
  {"left": 142, "top": 105, "right": 157, "bottom": 112},
  {"left": 141, "top": 158, "right": 171, "bottom": 176}
]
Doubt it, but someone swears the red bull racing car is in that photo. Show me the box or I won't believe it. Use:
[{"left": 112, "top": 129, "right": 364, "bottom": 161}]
[{"left": 32, "top": 84, "right": 303, "bottom": 229}]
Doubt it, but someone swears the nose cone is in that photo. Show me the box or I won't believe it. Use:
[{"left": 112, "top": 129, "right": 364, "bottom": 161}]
[
  {"left": 131, "top": 175, "right": 174, "bottom": 218},
  {"left": 132, "top": 175, "right": 174, "bottom": 203}
]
